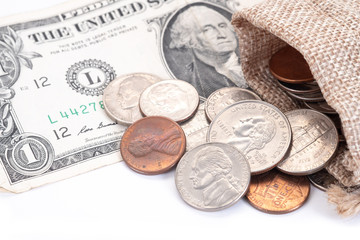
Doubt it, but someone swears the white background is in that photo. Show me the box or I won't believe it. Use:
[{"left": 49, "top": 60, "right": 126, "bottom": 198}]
[{"left": 0, "top": 1, "right": 359, "bottom": 239}]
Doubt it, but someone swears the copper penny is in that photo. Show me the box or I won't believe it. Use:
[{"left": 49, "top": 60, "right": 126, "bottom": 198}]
[
  {"left": 270, "top": 46, "right": 314, "bottom": 83},
  {"left": 120, "top": 116, "right": 186, "bottom": 175},
  {"left": 246, "top": 170, "right": 310, "bottom": 214}
]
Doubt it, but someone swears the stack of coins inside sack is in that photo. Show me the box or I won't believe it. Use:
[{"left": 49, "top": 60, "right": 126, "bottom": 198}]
[
  {"left": 102, "top": 44, "right": 341, "bottom": 213},
  {"left": 269, "top": 45, "right": 352, "bottom": 194},
  {"left": 269, "top": 45, "right": 345, "bottom": 143}
]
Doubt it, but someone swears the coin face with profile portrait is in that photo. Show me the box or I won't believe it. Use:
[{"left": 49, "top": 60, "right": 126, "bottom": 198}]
[
  {"left": 139, "top": 79, "right": 199, "bottom": 123},
  {"left": 175, "top": 142, "right": 251, "bottom": 211},
  {"left": 207, "top": 100, "right": 292, "bottom": 175},
  {"left": 120, "top": 116, "right": 186, "bottom": 175}
]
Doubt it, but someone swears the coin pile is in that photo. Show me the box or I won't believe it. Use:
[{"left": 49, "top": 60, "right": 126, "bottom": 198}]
[
  {"left": 269, "top": 45, "right": 345, "bottom": 142},
  {"left": 103, "top": 71, "right": 341, "bottom": 214}
]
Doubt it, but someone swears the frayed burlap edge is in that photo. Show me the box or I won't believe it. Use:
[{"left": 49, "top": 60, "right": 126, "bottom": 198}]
[{"left": 327, "top": 185, "right": 360, "bottom": 217}]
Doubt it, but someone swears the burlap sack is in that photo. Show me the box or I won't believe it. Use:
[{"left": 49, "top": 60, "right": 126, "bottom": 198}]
[{"left": 231, "top": 0, "right": 360, "bottom": 216}]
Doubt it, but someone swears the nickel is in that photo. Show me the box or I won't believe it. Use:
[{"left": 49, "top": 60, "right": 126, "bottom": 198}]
[
  {"left": 277, "top": 109, "right": 339, "bottom": 175},
  {"left": 175, "top": 142, "right": 251, "bottom": 211}
]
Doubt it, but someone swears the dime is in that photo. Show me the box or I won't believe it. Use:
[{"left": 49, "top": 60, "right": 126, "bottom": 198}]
[
  {"left": 120, "top": 116, "right": 186, "bottom": 175},
  {"left": 307, "top": 168, "right": 339, "bottom": 191},
  {"left": 205, "top": 87, "right": 261, "bottom": 122},
  {"left": 103, "top": 73, "right": 162, "bottom": 125},
  {"left": 303, "top": 101, "right": 337, "bottom": 115},
  {"left": 207, "top": 100, "right": 292, "bottom": 175},
  {"left": 175, "top": 142, "right": 251, "bottom": 211},
  {"left": 277, "top": 109, "right": 339, "bottom": 175},
  {"left": 139, "top": 80, "right": 199, "bottom": 122},
  {"left": 246, "top": 170, "right": 310, "bottom": 214},
  {"left": 276, "top": 80, "right": 320, "bottom": 94},
  {"left": 180, "top": 103, "right": 209, "bottom": 151},
  {"left": 269, "top": 45, "right": 314, "bottom": 83},
  {"left": 285, "top": 90, "right": 324, "bottom": 102}
]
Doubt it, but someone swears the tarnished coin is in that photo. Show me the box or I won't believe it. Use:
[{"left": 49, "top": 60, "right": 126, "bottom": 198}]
[
  {"left": 277, "top": 109, "right": 339, "bottom": 175},
  {"left": 269, "top": 45, "right": 314, "bottom": 83},
  {"left": 205, "top": 87, "right": 261, "bottom": 122},
  {"left": 120, "top": 116, "right": 186, "bottom": 175},
  {"left": 207, "top": 100, "right": 292, "bottom": 175},
  {"left": 103, "top": 73, "right": 162, "bottom": 125},
  {"left": 303, "top": 101, "right": 337, "bottom": 115},
  {"left": 246, "top": 170, "right": 310, "bottom": 214},
  {"left": 307, "top": 168, "right": 339, "bottom": 191},
  {"left": 175, "top": 142, "right": 251, "bottom": 211},
  {"left": 139, "top": 80, "right": 199, "bottom": 122},
  {"left": 277, "top": 80, "right": 320, "bottom": 94},
  {"left": 181, "top": 103, "right": 209, "bottom": 151},
  {"left": 308, "top": 168, "right": 360, "bottom": 192},
  {"left": 286, "top": 90, "right": 324, "bottom": 102}
]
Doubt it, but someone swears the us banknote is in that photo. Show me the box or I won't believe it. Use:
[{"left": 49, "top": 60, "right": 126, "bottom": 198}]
[{"left": 0, "top": 0, "right": 253, "bottom": 192}]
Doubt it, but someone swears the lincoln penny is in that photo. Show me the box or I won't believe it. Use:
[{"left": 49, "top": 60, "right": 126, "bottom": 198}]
[{"left": 120, "top": 116, "right": 186, "bottom": 175}]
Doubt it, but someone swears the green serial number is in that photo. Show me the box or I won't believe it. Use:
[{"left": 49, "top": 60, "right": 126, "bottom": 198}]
[{"left": 48, "top": 101, "right": 105, "bottom": 124}]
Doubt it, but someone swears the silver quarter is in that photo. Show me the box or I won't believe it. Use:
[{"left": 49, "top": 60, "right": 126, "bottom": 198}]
[
  {"left": 103, "top": 73, "right": 162, "bottom": 125},
  {"left": 175, "top": 142, "right": 251, "bottom": 211},
  {"left": 277, "top": 109, "right": 339, "bottom": 175},
  {"left": 207, "top": 100, "right": 292, "bottom": 175},
  {"left": 180, "top": 103, "right": 209, "bottom": 151},
  {"left": 139, "top": 80, "right": 199, "bottom": 123},
  {"left": 205, "top": 87, "right": 261, "bottom": 122}
]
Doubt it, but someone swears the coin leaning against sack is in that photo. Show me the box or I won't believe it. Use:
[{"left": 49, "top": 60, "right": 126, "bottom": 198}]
[{"left": 102, "top": 72, "right": 340, "bottom": 213}]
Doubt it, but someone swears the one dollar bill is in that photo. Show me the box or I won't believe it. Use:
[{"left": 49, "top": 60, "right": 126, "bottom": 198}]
[{"left": 0, "top": 0, "right": 251, "bottom": 192}]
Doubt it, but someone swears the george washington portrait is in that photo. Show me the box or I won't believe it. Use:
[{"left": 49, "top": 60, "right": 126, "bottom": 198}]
[{"left": 162, "top": 2, "right": 248, "bottom": 98}]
